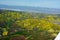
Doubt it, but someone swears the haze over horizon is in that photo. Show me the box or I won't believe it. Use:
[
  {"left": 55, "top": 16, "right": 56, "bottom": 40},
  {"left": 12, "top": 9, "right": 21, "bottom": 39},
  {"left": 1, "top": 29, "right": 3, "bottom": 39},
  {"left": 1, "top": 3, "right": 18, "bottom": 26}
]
[{"left": 0, "top": 0, "right": 60, "bottom": 9}]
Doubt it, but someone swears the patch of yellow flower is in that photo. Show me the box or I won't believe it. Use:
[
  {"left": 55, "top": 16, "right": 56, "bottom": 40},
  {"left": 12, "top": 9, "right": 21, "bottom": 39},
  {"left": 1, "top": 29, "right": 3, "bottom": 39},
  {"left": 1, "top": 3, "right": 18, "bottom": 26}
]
[{"left": 3, "top": 31, "right": 8, "bottom": 36}]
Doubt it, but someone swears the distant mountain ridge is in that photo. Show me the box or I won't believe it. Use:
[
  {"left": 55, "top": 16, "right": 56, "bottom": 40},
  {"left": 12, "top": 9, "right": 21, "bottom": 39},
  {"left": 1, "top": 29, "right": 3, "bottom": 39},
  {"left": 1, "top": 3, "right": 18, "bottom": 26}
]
[{"left": 0, "top": 4, "right": 60, "bottom": 14}]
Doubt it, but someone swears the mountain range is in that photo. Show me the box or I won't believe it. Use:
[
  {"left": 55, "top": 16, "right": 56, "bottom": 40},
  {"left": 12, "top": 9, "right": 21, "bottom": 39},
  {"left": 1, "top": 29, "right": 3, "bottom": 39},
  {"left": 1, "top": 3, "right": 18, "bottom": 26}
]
[{"left": 0, "top": 4, "right": 60, "bottom": 14}]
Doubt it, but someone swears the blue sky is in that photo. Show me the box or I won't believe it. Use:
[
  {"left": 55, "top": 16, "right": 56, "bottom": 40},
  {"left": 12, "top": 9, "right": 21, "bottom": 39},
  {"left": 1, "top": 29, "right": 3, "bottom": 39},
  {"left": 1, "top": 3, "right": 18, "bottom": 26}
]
[{"left": 0, "top": 0, "right": 60, "bottom": 9}]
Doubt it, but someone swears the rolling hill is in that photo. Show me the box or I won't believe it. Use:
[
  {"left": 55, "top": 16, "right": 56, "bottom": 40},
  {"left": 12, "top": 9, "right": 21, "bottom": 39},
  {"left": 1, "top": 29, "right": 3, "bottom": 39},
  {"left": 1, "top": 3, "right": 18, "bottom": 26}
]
[{"left": 0, "top": 4, "right": 60, "bottom": 14}]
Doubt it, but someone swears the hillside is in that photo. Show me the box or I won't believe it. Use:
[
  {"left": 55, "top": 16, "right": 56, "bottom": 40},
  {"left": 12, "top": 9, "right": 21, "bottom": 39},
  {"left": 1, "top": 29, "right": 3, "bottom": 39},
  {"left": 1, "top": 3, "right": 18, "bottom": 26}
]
[{"left": 0, "top": 10, "right": 60, "bottom": 40}]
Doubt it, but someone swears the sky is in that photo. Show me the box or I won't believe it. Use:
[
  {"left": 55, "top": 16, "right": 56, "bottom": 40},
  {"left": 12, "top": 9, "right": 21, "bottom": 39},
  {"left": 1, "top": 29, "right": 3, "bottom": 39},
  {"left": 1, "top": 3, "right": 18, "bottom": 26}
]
[{"left": 0, "top": 0, "right": 60, "bottom": 9}]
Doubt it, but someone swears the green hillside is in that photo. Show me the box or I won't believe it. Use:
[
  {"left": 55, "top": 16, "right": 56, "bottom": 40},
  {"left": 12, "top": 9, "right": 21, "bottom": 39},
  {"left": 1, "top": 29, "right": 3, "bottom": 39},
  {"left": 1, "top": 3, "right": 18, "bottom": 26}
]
[{"left": 0, "top": 10, "right": 60, "bottom": 40}]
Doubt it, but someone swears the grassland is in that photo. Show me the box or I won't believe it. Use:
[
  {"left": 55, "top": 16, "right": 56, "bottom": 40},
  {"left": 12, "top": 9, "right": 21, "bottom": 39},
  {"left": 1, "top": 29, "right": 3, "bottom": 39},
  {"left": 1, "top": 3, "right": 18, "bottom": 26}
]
[{"left": 0, "top": 10, "right": 60, "bottom": 40}]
